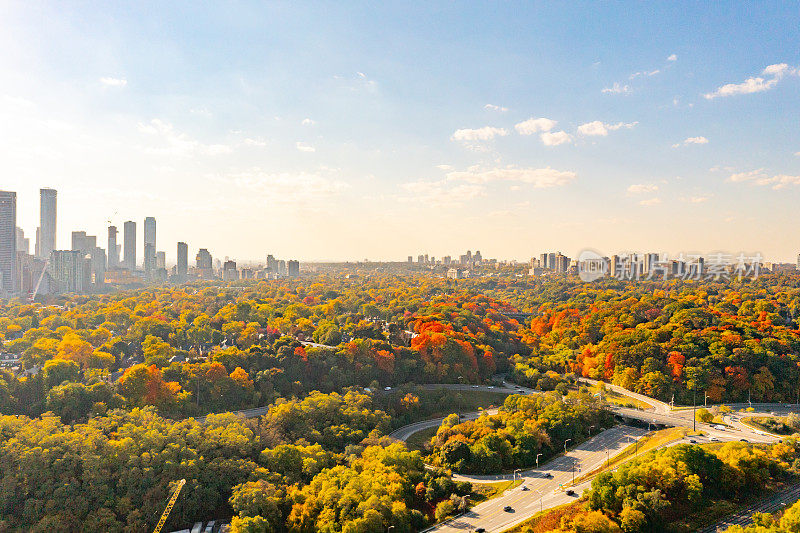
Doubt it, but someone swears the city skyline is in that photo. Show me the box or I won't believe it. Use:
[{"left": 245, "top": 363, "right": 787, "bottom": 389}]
[{"left": 1, "top": 3, "right": 799, "bottom": 262}]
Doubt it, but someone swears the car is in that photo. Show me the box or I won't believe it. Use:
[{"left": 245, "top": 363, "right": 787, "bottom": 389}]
[
  {"left": 709, "top": 436, "right": 719, "bottom": 442},
  {"left": 384, "top": 386, "right": 392, "bottom": 391},
  {"left": 740, "top": 438, "right": 749, "bottom": 442},
  {"left": 689, "top": 439, "right": 697, "bottom": 443},
  {"left": 475, "top": 529, "right": 486, "bottom": 533},
  {"left": 521, "top": 485, "right": 529, "bottom": 491},
  {"left": 544, "top": 472, "right": 553, "bottom": 478},
  {"left": 566, "top": 489, "right": 576, "bottom": 496},
  {"left": 503, "top": 506, "right": 514, "bottom": 512},
  {"left": 472, "top": 385, "right": 479, "bottom": 388},
  {"left": 488, "top": 385, "right": 494, "bottom": 389}
]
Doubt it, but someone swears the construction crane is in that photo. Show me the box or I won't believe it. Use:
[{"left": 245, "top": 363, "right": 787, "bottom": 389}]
[
  {"left": 153, "top": 479, "right": 186, "bottom": 533},
  {"left": 29, "top": 258, "right": 49, "bottom": 303}
]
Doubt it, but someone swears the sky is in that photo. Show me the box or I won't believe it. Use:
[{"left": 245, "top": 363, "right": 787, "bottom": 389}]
[{"left": 1, "top": 2, "right": 799, "bottom": 264}]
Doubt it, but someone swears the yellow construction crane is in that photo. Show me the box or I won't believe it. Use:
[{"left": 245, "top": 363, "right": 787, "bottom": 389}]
[{"left": 153, "top": 479, "right": 186, "bottom": 533}]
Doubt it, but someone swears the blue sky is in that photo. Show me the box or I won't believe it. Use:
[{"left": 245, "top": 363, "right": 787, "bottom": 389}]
[{"left": 1, "top": 2, "right": 798, "bottom": 263}]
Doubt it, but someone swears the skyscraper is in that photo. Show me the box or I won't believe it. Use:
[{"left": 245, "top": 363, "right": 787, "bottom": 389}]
[
  {"left": 0, "top": 191, "right": 17, "bottom": 293},
  {"left": 144, "top": 216, "right": 156, "bottom": 273},
  {"left": 287, "top": 260, "right": 300, "bottom": 278},
  {"left": 108, "top": 226, "right": 118, "bottom": 268},
  {"left": 123, "top": 221, "right": 136, "bottom": 271},
  {"left": 177, "top": 242, "right": 188, "bottom": 276},
  {"left": 38, "top": 188, "right": 57, "bottom": 259}
]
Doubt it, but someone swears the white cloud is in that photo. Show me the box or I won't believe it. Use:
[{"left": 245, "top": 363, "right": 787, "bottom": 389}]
[
  {"left": 399, "top": 180, "right": 485, "bottom": 208},
  {"left": 223, "top": 168, "right": 348, "bottom": 206},
  {"left": 484, "top": 104, "right": 508, "bottom": 112},
  {"left": 435, "top": 164, "right": 454, "bottom": 171},
  {"left": 100, "top": 76, "right": 127, "bottom": 88},
  {"left": 681, "top": 196, "right": 709, "bottom": 203},
  {"left": 540, "top": 130, "right": 573, "bottom": 146},
  {"left": 704, "top": 63, "right": 797, "bottom": 99},
  {"left": 446, "top": 165, "right": 576, "bottom": 187},
  {"left": 639, "top": 197, "right": 661, "bottom": 206},
  {"left": 667, "top": 54, "right": 677, "bottom": 62},
  {"left": 729, "top": 169, "right": 800, "bottom": 189},
  {"left": 301, "top": 118, "right": 315, "bottom": 125},
  {"left": 672, "top": 136, "right": 709, "bottom": 148},
  {"left": 627, "top": 183, "right": 659, "bottom": 195},
  {"left": 296, "top": 141, "right": 316, "bottom": 152},
  {"left": 602, "top": 82, "right": 630, "bottom": 94},
  {"left": 578, "top": 120, "right": 638, "bottom": 137},
  {"left": 451, "top": 126, "right": 509, "bottom": 141},
  {"left": 629, "top": 69, "right": 660, "bottom": 80},
  {"left": 137, "top": 118, "right": 233, "bottom": 156},
  {"left": 514, "top": 117, "right": 557, "bottom": 135},
  {"left": 243, "top": 138, "right": 267, "bottom": 147}
]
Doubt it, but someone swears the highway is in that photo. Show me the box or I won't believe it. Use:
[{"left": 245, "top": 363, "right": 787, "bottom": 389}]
[
  {"left": 432, "top": 425, "right": 648, "bottom": 532},
  {"left": 698, "top": 481, "right": 800, "bottom": 533}
]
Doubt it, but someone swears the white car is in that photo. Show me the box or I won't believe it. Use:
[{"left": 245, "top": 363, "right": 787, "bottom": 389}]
[{"left": 709, "top": 436, "right": 720, "bottom": 442}]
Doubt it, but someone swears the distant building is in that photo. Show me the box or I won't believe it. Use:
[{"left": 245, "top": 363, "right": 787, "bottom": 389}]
[
  {"left": 407, "top": 256, "right": 413, "bottom": 264},
  {"left": 196, "top": 248, "right": 214, "bottom": 278},
  {"left": 177, "top": 242, "right": 188, "bottom": 276},
  {"left": 144, "top": 216, "right": 156, "bottom": 273},
  {"left": 15, "top": 227, "right": 29, "bottom": 255},
  {"left": 156, "top": 251, "right": 166, "bottom": 269},
  {"left": 123, "top": 221, "right": 136, "bottom": 271},
  {"left": 107, "top": 226, "right": 119, "bottom": 268},
  {"left": 49, "top": 250, "right": 87, "bottom": 293},
  {"left": 38, "top": 188, "right": 57, "bottom": 259},
  {"left": 0, "top": 191, "right": 17, "bottom": 293},
  {"left": 287, "top": 259, "right": 300, "bottom": 278},
  {"left": 222, "top": 260, "right": 238, "bottom": 281},
  {"left": 554, "top": 253, "right": 570, "bottom": 273}
]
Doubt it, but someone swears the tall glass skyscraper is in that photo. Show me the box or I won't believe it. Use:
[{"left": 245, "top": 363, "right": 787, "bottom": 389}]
[
  {"left": 38, "top": 188, "right": 57, "bottom": 259},
  {"left": 123, "top": 221, "right": 136, "bottom": 271},
  {"left": 0, "top": 191, "right": 17, "bottom": 293}
]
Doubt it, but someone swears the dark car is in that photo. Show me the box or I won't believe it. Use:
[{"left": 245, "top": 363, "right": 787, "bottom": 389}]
[
  {"left": 503, "top": 506, "right": 513, "bottom": 512},
  {"left": 475, "top": 529, "right": 486, "bottom": 533},
  {"left": 740, "top": 438, "right": 749, "bottom": 442},
  {"left": 544, "top": 472, "right": 553, "bottom": 478},
  {"left": 566, "top": 489, "right": 576, "bottom": 496},
  {"left": 521, "top": 485, "right": 529, "bottom": 491},
  {"left": 689, "top": 439, "right": 697, "bottom": 443}
]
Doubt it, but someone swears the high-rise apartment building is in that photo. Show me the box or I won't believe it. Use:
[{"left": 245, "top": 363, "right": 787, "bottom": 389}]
[
  {"left": 38, "top": 188, "right": 57, "bottom": 259},
  {"left": 287, "top": 260, "right": 300, "bottom": 278},
  {"left": 196, "top": 248, "right": 212, "bottom": 269},
  {"left": 177, "top": 242, "right": 188, "bottom": 276},
  {"left": 123, "top": 221, "right": 136, "bottom": 271},
  {"left": 71, "top": 231, "right": 87, "bottom": 252},
  {"left": 222, "top": 260, "right": 238, "bottom": 281},
  {"left": 50, "top": 250, "right": 87, "bottom": 293},
  {"left": 0, "top": 191, "right": 17, "bottom": 293},
  {"left": 156, "top": 251, "right": 166, "bottom": 269},
  {"left": 108, "top": 226, "right": 118, "bottom": 268},
  {"left": 143, "top": 217, "right": 156, "bottom": 273},
  {"left": 15, "top": 227, "right": 29, "bottom": 255}
]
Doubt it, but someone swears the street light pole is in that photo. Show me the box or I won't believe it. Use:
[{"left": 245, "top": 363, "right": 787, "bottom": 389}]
[
  {"left": 693, "top": 388, "right": 696, "bottom": 432},
  {"left": 536, "top": 489, "right": 543, "bottom": 513},
  {"left": 564, "top": 439, "right": 572, "bottom": 454},
  {"left": 705, "top": 393, "right": 709, "bottom": 408},
  {"left": 536, "top": 453, "right": 543, "bottom": 469},
  {"left": 513, "top": 469, "right": 521, "bottom": 484}
]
